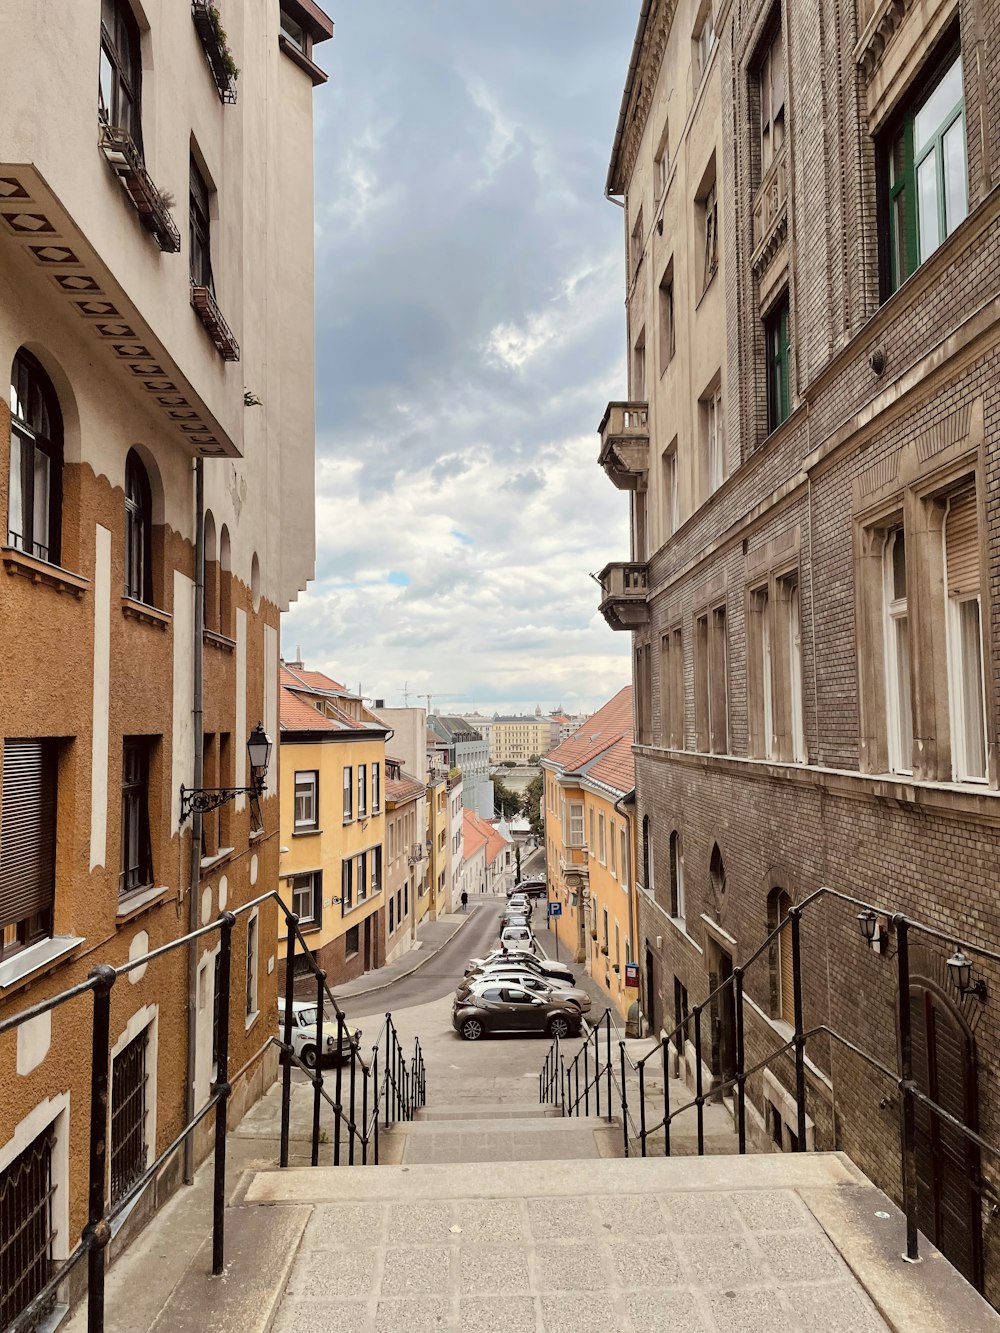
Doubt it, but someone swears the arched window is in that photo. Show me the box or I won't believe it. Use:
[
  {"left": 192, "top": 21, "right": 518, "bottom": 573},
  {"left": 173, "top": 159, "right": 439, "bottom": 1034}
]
[
  {"left": 642, "top": 816, "right": 655, "bottom": 896},
  {"left": 8, "top": 350, "right": 64, "bottom": 564},
  {"left": 219, "top": 524, "right": 232, "bottom": 637},
  {"left": 709, "top": 843, "right": 726, "bottom": 916},
  {"left": 669, "top": 831, "right": 684, "bottom": 920},
  {"left": 767, "top": 888, "right": 794, "bottom": 1022},
  {"left": 124, "top": 449, "right": 152, "bottom": 602},
  {"left": 204, "top": 510, "right": 218, "bottom": 632}
]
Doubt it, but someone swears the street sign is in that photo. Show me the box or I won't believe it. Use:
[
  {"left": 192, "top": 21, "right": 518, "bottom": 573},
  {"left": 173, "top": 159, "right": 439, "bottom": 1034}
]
[
  {"left": 547, "top": 901, "right": 562, "bottom": 918},
  {"left": 624, "top": 961, "right": 639, "bottom": 988}
]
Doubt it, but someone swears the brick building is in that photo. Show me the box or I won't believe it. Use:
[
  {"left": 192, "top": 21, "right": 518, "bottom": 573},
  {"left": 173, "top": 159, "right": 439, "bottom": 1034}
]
[{"left": 600, "top": 0, "right": 1000, "bottom": 1302}]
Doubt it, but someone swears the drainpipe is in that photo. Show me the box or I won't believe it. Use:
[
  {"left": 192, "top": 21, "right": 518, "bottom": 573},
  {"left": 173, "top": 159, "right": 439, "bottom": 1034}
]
[
  {"left": 184, "top": 457, "right": 206, "bottom": 1185},
  {"left": 614, "top": 788, "right": 638, "bottom": 1012}
]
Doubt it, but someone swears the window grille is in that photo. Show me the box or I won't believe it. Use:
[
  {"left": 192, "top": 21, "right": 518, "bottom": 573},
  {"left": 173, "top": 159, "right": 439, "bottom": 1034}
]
[
  {"left": 110, "top": 1027, "right": 149, "bottom": 1206},
  {"left": 0, "top": 1125, "right": 56, "bottom": 1332}
]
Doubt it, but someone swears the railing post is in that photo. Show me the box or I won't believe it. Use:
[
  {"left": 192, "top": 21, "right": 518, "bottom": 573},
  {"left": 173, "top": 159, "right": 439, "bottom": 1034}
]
[
  {"left": 638, "top": 1058, "right": 647, "bottom": 1156},
  {"left": 373, "top": 1047, "right": 380, "bottom": 1163},
  {"left": 384, "top": 1019, "right": 392, "bottom": 1129},
  {"left": 348, "top": 1035, "right": 358, "bottom": 1164},
  {"left": 574, "top": 1055, "right": 579, "bottom": 1114},
  {"left": 212, "top": 913, "right": 235, "bottom": 1276},
  {"left": 361, "top": 1061, "right": 370, "bottom": 1165},
  {"left": 85, "top": 965, "right": 116, "bottom": 1333},
  {"left": 583, "top": 1038, "right": 590, "bottom": 1116},
  {"left": 895, "top": 916, "right": 920, "bottom": 1264},
  {"left": 333, "top": 1011, "right": 345, "bottom": 1167},
  {"left": 279, "top": 916, "right": 298, "bottom": 1169},
  {"left": 693, "top": 1005, "right": 705, "bottom": 1156},
  {"left": 560, "top": 1055, "right": 567, "bottom": 1117},
  {"left": 606, "top": 1013, "right": 613, "bottom": 1119},
  {"left": 594, "top": 1028, "right": 601, "bottom": 1119},
  {"left": 734, "top": 965, "right": 746, "bottom": 1155},
  {"left": 790, "top": 908, "right": 807, "bottom": 1151},
  {"left": 311, "top": 970, "right": 326, "bottom": 1168},
  {"left": 619, "top": 1043, "right": 630, "bottom": 1157},
  {"left": 662, "top": 1037, "right": 671, "bottom": 1157}
]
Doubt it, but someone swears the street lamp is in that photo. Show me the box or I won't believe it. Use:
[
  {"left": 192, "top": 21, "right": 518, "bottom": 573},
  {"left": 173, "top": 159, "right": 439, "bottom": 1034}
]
[
  {"left": 857, "top": 910, "right": 878, "bottom": 944},
  {"left": 180, "top": 721, "right": 273, "bottom": 823},
  {"left": 947, "top": 949, "right": 988, "bottom": 1003}
]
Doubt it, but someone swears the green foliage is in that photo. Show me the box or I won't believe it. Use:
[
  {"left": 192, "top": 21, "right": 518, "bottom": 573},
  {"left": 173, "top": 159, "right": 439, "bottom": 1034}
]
[
  {"left": 523, "top": 775, "right": 544, "bottom": 839},
  {"left": 243, "top": 388, "right": 263, "bottom": 408},
  {"left": 208, "top": 5, "right": 240, "bottom": 81},
  {"left": 492, "top": 777, "right": 521, "bottom": 819}
]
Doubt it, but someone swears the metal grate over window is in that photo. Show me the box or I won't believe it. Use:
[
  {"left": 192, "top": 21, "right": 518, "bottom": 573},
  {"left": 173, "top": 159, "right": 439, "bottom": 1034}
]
[
  {"left": 110, "top": 1027, "right": 149, "bottom": 1207},
  {"left": 0, "top": 1125, "right": 56, "bottom": 1331}
]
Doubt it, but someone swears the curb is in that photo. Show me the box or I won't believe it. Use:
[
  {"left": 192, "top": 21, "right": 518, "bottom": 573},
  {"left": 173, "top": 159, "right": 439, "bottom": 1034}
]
[{"left": 332, "top": 903, "right": 483, "bottom": 1002}]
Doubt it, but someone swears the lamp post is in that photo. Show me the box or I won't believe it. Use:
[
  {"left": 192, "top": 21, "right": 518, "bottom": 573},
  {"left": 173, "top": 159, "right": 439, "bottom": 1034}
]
[
  {"left": 947, "top": 949, "right": 989, "bottom": 1003},
  {"left": 180, "top": 721, "right": 273, "bottom": 823}
]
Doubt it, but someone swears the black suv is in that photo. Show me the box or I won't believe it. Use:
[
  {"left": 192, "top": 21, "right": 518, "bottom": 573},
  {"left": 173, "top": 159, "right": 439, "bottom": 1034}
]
[{"left": 508, "top": 878, "right": 547, "bottom": 900}]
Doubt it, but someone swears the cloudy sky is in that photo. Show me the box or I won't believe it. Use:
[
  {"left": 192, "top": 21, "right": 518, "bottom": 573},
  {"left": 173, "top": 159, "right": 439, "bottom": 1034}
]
[{"left": 281, "top": 0, "right": 635, "bottom": 715}]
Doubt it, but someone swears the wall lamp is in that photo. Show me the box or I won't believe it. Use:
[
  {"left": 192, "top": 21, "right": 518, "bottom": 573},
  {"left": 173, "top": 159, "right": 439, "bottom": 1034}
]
[
  {"left": 856, "top": 909, "right": 891, "bottom": 955},
  {"left": 180, "top": 722, "right": 272, "bottom": 824},
  {"left": 947, "top": 950, "right": 988, "bottom": 1003}
]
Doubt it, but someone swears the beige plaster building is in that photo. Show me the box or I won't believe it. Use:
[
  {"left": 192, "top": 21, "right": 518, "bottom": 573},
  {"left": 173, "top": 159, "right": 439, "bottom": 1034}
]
[
  {"left": 0, "top": 1, "right": 331, "bottom": 1322},
  {"left": 490, "top": 715, "right": 553, "bottom": 765},
  {"left": 600, "top": 0, "right": 1000, "bottom": 1303}
]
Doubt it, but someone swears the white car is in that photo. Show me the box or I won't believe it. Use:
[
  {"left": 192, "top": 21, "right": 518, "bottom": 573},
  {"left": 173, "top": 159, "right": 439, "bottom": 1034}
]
[
  {"left": 461, "top": 970, "right": 591, "bottom": 1012},
  {"left": 499, "top": 925, "right": 537, "bottom": 954},
  {"left": 277, "top": 999, "right": 361, "bottom": 1070}
]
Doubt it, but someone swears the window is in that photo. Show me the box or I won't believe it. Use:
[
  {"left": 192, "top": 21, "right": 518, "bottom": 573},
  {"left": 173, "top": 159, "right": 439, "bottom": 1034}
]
[
  {"left": 120, "top": 739, "right": 153, "bottom": 897},
  {"left": 695, "top": 608, "right": 728, "bottom": 752},
  {"left": 598, "top": 812, "right": 607, "bottom": 865},
  {"left": 355, "top": 851, "right": 367, "bottom": 903},
  {"left": 357, "top": 764, "right": 367, "bottom": 818},
  {"left": 654, "top": 121, "right": 670, "bottom": 198},
  {"left": 389, "top": 896, "right": 394, "bottom": 933},
  {"left": 674, "top": 977, "right": 690, "bottom": 1044},
  {"left": 124, "top": 449, "right": 153, "bottom": 602},
  {"left": 882, "top": 46, "right": 966, "bottom": 297},
  {"left": 642, "top": 815, "right": 655, "bottom": 896},
  {"left": 610, "top": 819, "right": 617, "bottom": 877},
  {"left": 110, "top": 1025, "right": 149, "bottom": 1205},
  {"left": 99, "top": 0, "right": 142, "bottom": 146},
  {"left": 749, "top": 587, "right": 773, "bottom": 759},
  {"left": 589, "top": 806, "right": 595, "bottom": 853},
  {"left": 635, "top": 641, "right": 653, "bottom": 746},
  {"left": 765, "top": 295, "right": 791, "bottom": 433},
  {"left": 200, "top": 732, "right": 219, "bottom": 859},
  {"left": 290, "top": 870, "right": 320, "bottom": 926},
  {"left": 341, "top": 857, "right": 353, "bottom": 912},
  {"left": 372, "top": 761, "right": 381, "bottom": 812},
  {"left": 695, "top": 2, "right": 716, "bottom": 77},
  {"left": 602, "top": 907, "right": 609, "bottom": 954},
  {"left": 371, "top": 846, "right": 382, "bottom": 897},
  {"left": 343, "top": 766, "right": 352, "bottom": 821},
  {"left": 246, "top": 913, "right": 258, "bottom": 1019},
  {"left": 658, "top": 262, "right": 675, "bottom": 376},
  {"left": 696, "top": 159, "right": 719, "bottom": 294},
  {"left": 568, "top": 802, "right": 585, "bottom": 848},
  {"left": 294, "top": 771, "right": 318, "bottom": 830},
  {"left": 757, "top": 23, "right": 785, "bottom": 174},
  {"left": 659, "top": 626, "right": 683, "bottom": 749},
  {"left": 630, "top": 207, "right": 644, "bottom": 281},
  {"left": 345, "top": 924, "right": 359, "bottom": 956},
  {"left": 703, "top": 384, "right": 724, "bottom": 496},
  {"left": 0, "top": 1123, "right": 57, "bottom": 1332},
  {"left": 1, "top": 740, "right": 56, "bottom": 962},
  {"left": 769, "top": 888, "right": 794, "bottom": 1022},
  {"left": 669, "top": 831, "right": 685, "bottom": 920},
  {"left": 189, "top": 155, "right": 213, "bottom": 289},
  {"left": 883, "top": 528, "right": 912, "bottom": 774},
  {"left": 632, "top": 327, "right": 647, "bottom": 400},
  {"left": 944, "top": 487, "right": 987, "bottom": 781},
  {"left": 780, "top": 574, "right": 805, "bottom": 763},
  {"left": 620, "top": 826, "right": 629, "bottom": 890},
  {"left": 662, "top": 442, "right": 678, "bottom": 539},
  {"left": 8, "top": 350, "right": 64, "bottom": 564},
  {"left": 279, "top": 7, "right": 307, "bottom": 51}
]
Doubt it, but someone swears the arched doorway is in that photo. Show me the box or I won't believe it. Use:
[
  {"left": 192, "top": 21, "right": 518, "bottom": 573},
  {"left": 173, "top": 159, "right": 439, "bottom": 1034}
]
[{"left": 909, "top": 982, "right": 982, "bottom": 1289}]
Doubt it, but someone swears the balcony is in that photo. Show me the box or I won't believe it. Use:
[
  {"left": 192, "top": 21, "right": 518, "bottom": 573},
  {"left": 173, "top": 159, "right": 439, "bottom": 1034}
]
[
  {"left": 99, "top": 125, "right": 181, "bottom": 253},
  {"left": 192, "top": 0, "right": 239, "bottom": 103},
  {"left": 598, "top": 561, "right": 650, "bottom": 632},
  {"left": 751, "top": 144, "right": 788, "bottom": 279},
  {"left": 597, "top": 401, "right": 648, "bottom": 491},
  {"left": 190, "top": 283, "right": 240, "bottom": 361}
]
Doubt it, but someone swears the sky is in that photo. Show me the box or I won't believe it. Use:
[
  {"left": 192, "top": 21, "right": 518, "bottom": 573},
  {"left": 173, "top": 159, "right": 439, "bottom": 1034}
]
[{"left": 281, "top": 0, "right": 636, "bottom": 717}]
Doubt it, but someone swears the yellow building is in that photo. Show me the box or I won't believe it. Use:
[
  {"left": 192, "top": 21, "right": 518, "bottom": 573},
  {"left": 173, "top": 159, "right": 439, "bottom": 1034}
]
[
  {"left": 427, "top": 773, "right": 451, "bottom": 918},
  {"left": 542, "top": 687, "right": 636, "bottom": 1018},
  {"left": 277, "top": 665, "right": 388, "bottom": 985},
  {"left": 491, "top": 714, "right": 553, "bottom": 764}
]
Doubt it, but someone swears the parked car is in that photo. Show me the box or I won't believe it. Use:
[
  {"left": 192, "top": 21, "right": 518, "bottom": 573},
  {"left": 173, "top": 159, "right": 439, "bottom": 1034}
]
[
  {"left": 499, "top": 925, "right": 536, "bottom": 953},
  {"left": 277, "top": 1000, "right": 361, "bottom": 1070},
  {"left": 500, "top": 912, "right": 531, "bottom": 931},
  {"left": 509, "top": 878, "right": 547, "bottom": 899},
  {"left": 456, "top": 972, "right": 591, "bottom": 1012},
  {"left": 505, "top": 894, "right": 532, "bottom": 917},
  {"left": 466, "top": 951, "right": 577, "bottom": 987},
  {"left": 453, "top": 984, "right": 582, "bottom": 1040}
]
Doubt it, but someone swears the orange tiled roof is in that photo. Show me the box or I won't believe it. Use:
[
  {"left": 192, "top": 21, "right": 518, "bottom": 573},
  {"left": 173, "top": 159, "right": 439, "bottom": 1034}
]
[
  {"left": 545, "top": 686, "right": 633, "bottom": 779},
  {"left": 386, "top": 770, "right": 425, "bottom": 805},
  {"left": 462, "top": 808, "right": 510, "bottom": 866},
  {"left": 281, "top": 664, "right": 346, "bottom": 693},
  {"left": 586, "top": 732, "right": 635, "bottom": 794},
  {"left": 280, "top": 687, "right": 340, "bottom": 732}
]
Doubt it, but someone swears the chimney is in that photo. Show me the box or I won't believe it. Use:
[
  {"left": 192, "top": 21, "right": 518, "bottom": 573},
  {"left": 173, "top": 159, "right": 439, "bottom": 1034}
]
[{"left": 286, "top": 643, "right": 305, "bottom": 670}]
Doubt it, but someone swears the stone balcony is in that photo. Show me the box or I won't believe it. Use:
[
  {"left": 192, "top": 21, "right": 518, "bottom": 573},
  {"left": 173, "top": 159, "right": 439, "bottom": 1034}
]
[
  {"left": 598, "top": 401, "right": 649, "bottom": 491},
  {"left": 598, "top": 561, "right": 650, "bottom": 632},
  {"left": 751, "top": 142, "right": 788, "bottom": 282}
]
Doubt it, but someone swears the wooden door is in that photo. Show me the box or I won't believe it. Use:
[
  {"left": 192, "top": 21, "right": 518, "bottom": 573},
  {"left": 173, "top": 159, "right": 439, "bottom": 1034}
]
[
  {"left": 717, "top": 949, "right": 737, "bottom": 1084},
  {"left": 910, "top": 984, "right": 982, "bottom": 1289}
]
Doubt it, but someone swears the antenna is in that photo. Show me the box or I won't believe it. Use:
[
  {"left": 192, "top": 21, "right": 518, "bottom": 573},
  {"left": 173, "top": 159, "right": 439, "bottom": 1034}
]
[{"left": 402, "top": 680, "right": 410, "bottom": 707}]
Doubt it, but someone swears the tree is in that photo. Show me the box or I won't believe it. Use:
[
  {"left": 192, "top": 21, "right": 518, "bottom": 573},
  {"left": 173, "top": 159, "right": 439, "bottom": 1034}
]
[
  {"left": 493, "top": 777, "right": 521, "bottom": 819},
  {"left": 523, "top": 775, "right": 544, "bottom": 839}
]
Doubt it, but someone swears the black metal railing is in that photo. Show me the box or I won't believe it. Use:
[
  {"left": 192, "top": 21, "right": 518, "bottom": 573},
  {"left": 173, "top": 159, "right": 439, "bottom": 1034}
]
[
  {"left": 539, "top": 885, "right": 1000, "bottom": 1274},
  {"left": 0, "top": 889, "right": 426, "bottom": 1333}
]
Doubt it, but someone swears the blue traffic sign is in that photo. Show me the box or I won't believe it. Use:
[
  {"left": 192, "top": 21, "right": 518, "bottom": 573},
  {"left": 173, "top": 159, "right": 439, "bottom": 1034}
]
[{"left": 547, "top": 901, "right": 562, "bottom": 917}]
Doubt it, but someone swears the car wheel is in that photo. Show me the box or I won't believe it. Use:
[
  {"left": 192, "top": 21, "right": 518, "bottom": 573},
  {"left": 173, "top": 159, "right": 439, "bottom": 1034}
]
[
  {"left": 461, "top": 1017, "right": 485, "bottom": 1041},
  {"left": 547, "top": 1015, "right": 572, "bottom": 1039},
  {"left": 301, "top": 1044, "right": 317, "bottom": 1070}
]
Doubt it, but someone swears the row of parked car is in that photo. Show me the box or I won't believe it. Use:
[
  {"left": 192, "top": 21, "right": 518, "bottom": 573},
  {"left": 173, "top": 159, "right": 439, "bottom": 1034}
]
[{"left": 452, "top": 885, "right": 589, "bottom": 1041}]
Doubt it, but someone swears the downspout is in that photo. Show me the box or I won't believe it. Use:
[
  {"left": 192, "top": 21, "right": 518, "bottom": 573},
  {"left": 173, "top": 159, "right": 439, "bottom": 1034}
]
[
  {"left": 184, "top": 457, "right": 206, "bottom": 1185},
  {"left": 614, "top": 788, "right": 637, "bottom": 981}
]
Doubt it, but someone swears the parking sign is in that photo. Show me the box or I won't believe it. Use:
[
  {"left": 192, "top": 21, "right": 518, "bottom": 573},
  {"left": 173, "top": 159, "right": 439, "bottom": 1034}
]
[{"left": 547, "top": 901, "right": 562, "bottom": 918}]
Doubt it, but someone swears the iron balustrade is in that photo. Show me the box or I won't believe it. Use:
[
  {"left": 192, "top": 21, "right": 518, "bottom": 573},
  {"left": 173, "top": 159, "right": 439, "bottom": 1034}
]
[
  {"left": 0, "top": 888, "right": 426, "bottom": 1333},
  {"left": 539, "top": 885, "right": 1000, "bottom": 1274}
]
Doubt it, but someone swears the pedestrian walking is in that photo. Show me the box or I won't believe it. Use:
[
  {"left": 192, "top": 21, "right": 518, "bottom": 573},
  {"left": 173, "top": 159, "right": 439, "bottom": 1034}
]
[{"left": 460, "top": 889, "right": 468, "bottom": 912}]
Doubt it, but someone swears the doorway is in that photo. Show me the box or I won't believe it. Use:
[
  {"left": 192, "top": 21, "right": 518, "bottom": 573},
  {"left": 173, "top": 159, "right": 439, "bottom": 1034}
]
[
  {"left": 363, "top": 914, "right": 372, "bottom": 972},
  {"left": 712, "top": 947, "right": 737, "bottom": 1089},
  {"left": 910, "top": 983, "right": 982, "bottom": 1289},
  {"left": 645, "top": 943, "right": 659, "bottom": 1033}
]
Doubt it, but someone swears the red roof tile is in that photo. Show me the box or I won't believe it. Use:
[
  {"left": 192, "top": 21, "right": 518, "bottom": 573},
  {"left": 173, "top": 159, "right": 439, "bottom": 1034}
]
[
  {"left": 281, "top": 664, "right": 346, "bottom": 693},
  {"left": 545, "top": 686, "right": 633, "bottom": 778},
  {"left": 386, "top": 771, "right": 425, "bottom": 804},
  {"left": 586, "top": 733, "right": 635, "bottom": 794},
  {"left": 280, "top": 687, "right": 340, "bottom": 731}
]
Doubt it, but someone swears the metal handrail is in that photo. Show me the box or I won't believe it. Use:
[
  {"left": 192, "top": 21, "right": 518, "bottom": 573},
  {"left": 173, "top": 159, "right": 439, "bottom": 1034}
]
[{"left": 1, "top": 887, "right": 426, "bottom": 1333}]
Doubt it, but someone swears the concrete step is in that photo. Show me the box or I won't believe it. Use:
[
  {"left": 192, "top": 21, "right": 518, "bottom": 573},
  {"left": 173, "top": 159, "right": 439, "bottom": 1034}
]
[
  {"left": 399, "top": 1114, "right": 613, "bottom": 1135},
  {"left": 382, "top": 1111, "right": 625, "bottom": 1164},
  {"left": 416, "top": 1101, "right": 562, "bottom": 1121}
]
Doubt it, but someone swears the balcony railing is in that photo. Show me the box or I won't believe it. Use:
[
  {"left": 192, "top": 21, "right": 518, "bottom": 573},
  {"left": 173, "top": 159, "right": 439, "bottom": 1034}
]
[
  {"left": 597, "top": 401, "right": 649, "bottom": 491},
  {"left": 99, "top": 125, "right": 182, "bottom": 253},
  {"left": 192, "top": 0, "right": 239, "bottom": 103},
  {"left": 191, "top": 283, "right": 241, "bottom": 361},
  {"left": 598, "top": 561, "right": 650, "bottom": 632},
  {"left": 751, "top": 144, "right": 788, "bottom": 274}
]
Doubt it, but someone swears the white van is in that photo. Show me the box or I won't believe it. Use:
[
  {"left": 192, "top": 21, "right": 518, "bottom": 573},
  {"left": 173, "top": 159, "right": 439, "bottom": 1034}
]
[
  {"left": 499, "top": 925, "right": 537, "bottom": 955},
  {"left": 277, "top": 999, "right": 361, "bottom": 1070}
]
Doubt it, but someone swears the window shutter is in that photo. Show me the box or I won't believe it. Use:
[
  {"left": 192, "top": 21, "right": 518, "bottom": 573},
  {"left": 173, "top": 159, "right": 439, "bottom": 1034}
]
[
  {"left": 1, "top": 740, "right": 57, "bottom": 926},
  {"left": 946, "top": 488, "right": 979, "bottom": 598}
]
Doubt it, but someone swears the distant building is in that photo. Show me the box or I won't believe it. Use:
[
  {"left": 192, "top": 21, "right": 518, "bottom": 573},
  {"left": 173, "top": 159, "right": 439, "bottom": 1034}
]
[
  {"left": 383, "top": 758, "right": 424, "bottom": 964},
  {"left": 461, "top": 809, "right": 514, "bottom": 897},
  {"left": 428, "top": 714, "right": 492, "bottom": 815},
  {"left": 490, "top": 715, "right": 553, "bottom": 765}
]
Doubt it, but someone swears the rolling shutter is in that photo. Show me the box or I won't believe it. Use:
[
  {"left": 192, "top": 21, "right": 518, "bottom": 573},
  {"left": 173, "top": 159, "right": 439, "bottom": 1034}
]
[
  {"left": 0, "top": 740, "right": 57, "bottom": 927},
  {"left": 946, "top": 488, "right": 979, "bottom": 598}
]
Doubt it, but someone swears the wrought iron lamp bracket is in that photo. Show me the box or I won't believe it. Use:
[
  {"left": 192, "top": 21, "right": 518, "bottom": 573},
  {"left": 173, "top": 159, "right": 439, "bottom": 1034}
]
[{"left": 180, "top": 778, "right": 264, "bottom": 824}]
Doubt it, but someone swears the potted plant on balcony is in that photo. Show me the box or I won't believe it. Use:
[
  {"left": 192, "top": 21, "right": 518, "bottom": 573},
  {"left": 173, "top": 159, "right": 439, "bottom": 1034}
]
[
  {"left": 601, "top": 945, "right": 610, "bottom": 957},
  {"left": 192, "top": 0, "right": 240, "bottom": 102}
]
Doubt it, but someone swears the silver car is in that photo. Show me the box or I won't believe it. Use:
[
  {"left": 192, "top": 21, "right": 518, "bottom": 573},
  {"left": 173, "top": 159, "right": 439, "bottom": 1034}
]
[{"left": 459, "top": 970, "right": 591, "bottom": 1012}]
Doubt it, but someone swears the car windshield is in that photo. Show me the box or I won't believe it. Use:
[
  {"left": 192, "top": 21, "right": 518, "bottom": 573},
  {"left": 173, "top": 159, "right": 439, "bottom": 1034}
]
[{"left": 296, "top": 1006, "right": 317, "bottom": 1026}]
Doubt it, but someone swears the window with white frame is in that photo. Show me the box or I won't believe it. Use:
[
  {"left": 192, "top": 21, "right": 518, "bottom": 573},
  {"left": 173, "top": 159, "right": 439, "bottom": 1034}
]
[
  {"left": 662, "top": 442, "right": 678, "bottom": 538},
  {"left": 669, "top": 830, "right": 685, "bottom": 920},
  {"left": 752, "top": 586, "right": 774, "bottom": 759},
  {"left": 357, "top": 764, "right": 367, "bottom": 818},
  {"left": 944, "top": 487, "right": 987, "bottom": 781},
  {"left": 630, "top": 207, "right": 644, "bottom": 281},
  {"left": 568, "top": 802, "right": 585, "bottom": 848},
  {"left": 294, "top": 771, "right": 318, "bottom": 830},
  {"left": 372, "top": 761, "right": 381, "bottom": 811},
  {"left": 654, "top": 121, "right": 670, "bottom": 197},
  {"left": 784, "top": 575, "right": 806, "bottom": 763},
  {"left": 757, "top": 22, "right": 785, "bottom": 174},
  {"left": 883, "top": 527, "right": 913, "bottom": 775},
  {"left": 697, "top": 158, "right": 719, "bottom": 294},
  {"left": 658, "top": 261, "right": 675, "bottom": 377},
  {"left": 342, "top": 766, "right": 352, "bottom": 821},
  {"left": 598, "top": 812, "right": 607, "bottom": 864},
  {"left": 291, "top": 870, "right": 320, "bottom": 925},
  {"left": 610, "top": 819, "right": 617, "bottom": 877},
  {"left": 589, "top": 805, "right": 595, "bottom": 852},
  {"left": 245, "top": 912, "right": 259, "bottom": 1020},
  {"left": 620, "top": 826, "right": 629, "bottom": 890},
  {"left": 632, "top": 327, "right": 647, "bottom": 400},
  {"left": 694, "top": 1, "right": 716, "bottom": 77},
  {"left": 704, "top": 384, "right": 724, "bottom": 497}
]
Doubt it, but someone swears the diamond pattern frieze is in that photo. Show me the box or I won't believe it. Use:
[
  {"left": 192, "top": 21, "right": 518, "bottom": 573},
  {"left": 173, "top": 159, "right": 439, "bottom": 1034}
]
[
  {"left": 30, "top": 244, "right": 80, "bottom": 264},
  {"left": 1, "top": 212, "right": 55, "bottom": 234},
  {"left": 54, "top": 274, "right": 101, "bottom": 292},
  {"left": 73, "top": 299, "right": 120, "bottom": 317},
  {"left": 0, "top": 177, "right": 30, "bottom": 199}
]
